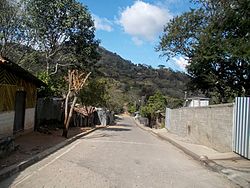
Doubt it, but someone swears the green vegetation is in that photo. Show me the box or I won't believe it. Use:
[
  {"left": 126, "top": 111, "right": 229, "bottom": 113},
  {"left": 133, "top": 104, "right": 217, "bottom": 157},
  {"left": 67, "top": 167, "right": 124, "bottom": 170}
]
[
  {"left": 158, "top": 0, "right": 250, "bottom": 103},
  {"left": 139, "top": 91, "right": 183, "bottom": 127},
  {"left": 128, "top": 103, "right": 137, "bottom": 114},
  {"left": 97, "top": 47, "right": 190, "bottom": 106},
  {"left": 0, "top": 0, "right": 190, "bottom": 115},
  {"left": 79, "top": 78, "right": 108, "bottom": 107},
  {"left": 140, "top": 91, "right": 166, "bottom": 119}
]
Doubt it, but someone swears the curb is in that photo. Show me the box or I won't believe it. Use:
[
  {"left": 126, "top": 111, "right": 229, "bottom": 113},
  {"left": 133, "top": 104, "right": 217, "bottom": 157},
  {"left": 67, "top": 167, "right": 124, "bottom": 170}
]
[
  {"left": 150, "top": 131, "right": 224, "bottom": 170},
  {"left": 132, "top": 117, "right": 248, "bottom": 188},
  {"left": 133, "top": 118, "right": 201, "bottom": 161},
  {"left": 150, "top": 130, "right": 248, "bottom": 188},
  {"left": 0, "top": 126, "right": 105, "bottom": 182}
]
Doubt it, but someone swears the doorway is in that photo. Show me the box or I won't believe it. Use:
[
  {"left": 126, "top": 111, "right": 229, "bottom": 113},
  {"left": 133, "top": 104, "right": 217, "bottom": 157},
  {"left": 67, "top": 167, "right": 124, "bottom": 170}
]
[{"left": 13, "top": 91, "right": 26, "bottom": 133}]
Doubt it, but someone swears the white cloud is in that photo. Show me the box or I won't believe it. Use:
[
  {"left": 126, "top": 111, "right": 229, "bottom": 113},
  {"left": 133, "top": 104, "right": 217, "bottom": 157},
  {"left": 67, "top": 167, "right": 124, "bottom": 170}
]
[
  {"left": 172, "top": 56, "right": 188, "bottom": 70},
  {"left": 118, "top": 1, "right": 172, "bottom": 43},
  {"left": 132, "top": 37, "right": 143, "bottom": 46},
  {"left": 93, "top": 15, "right": 113, "bottom": 32}
]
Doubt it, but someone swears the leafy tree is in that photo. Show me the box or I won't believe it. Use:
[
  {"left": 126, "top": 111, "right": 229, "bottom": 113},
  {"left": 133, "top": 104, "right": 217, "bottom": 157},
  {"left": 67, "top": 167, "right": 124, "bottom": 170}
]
[
  {"left": 140, "top": 91, "right": 167, "bottom": 127},
  {"left": 165, "top": 96, "right": 184, "bottom": 109},
  {"left": 79, "top": 78, "right": 108, "bottom": 107},
  {"left": 0, "top": 0, "right": 27, "bottom": 58},
  {"left": 128, "top": 103, "right": 137, "bottom": 114},
  {"left": 157, "top": 0, "right": 250, "bottom": 103},
  {"left": 24, "top": 0, "right": 99, "bottom": 76}
]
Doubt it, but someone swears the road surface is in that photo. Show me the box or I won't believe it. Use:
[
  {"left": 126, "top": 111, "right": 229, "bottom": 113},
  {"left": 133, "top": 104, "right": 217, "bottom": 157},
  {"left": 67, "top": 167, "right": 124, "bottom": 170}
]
[{"left": 0, "top": 116, "right": 236, "bottom": 188}]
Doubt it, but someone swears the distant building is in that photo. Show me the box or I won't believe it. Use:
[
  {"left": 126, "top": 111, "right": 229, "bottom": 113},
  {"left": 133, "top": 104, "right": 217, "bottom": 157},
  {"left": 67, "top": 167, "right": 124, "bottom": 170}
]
[{"left": 185, "top": 97, "right": 210, "bottom": 107}]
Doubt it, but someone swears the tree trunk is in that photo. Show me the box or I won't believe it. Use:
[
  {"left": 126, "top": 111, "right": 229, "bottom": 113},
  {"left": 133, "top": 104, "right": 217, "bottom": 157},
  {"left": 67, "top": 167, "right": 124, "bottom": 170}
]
[
  {"left": 64, "top": 91, "right": 71, "bottom": 126},
  {"left": 63, "top": 96, "right": 77, "bottom": 138}
]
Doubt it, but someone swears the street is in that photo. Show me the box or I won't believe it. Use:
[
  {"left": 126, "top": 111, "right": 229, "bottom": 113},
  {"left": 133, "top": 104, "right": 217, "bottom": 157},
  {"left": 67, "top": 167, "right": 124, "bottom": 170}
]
[{"left": 0, "top": 116, "right": 236, "bottom": 188}]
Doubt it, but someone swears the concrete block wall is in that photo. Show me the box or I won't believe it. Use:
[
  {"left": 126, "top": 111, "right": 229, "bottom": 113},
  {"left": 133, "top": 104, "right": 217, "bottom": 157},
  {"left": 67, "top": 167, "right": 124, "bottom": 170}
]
[
  {"left": 0, "top": 111, "right": 15, "bottom": 139},
  {"left": 168, "top": 103, "right": 234, "bottom": 152}
]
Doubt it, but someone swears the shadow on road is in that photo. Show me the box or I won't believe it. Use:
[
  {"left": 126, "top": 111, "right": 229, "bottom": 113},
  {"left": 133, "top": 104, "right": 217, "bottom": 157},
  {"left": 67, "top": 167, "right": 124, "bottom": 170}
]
[
  {"left": 114, "top": 116, "right": 123, "bottom": 121},
  {"left": 115, "top": 123, "right": 133, "bottom": 127},
  {"left": 104, "top": 127, "right": 131, "bottom": 132}
]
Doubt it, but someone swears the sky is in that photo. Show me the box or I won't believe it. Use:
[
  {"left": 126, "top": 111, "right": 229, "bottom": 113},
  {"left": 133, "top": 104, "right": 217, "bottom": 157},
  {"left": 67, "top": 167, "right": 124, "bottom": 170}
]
[{"left": 79, "top": 0, "right": 194, "bottom": 71}]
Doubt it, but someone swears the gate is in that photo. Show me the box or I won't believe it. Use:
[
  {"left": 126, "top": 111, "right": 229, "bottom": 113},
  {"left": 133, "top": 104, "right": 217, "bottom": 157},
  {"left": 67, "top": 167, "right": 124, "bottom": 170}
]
[{"left": 233, "top": 97, "right": 250, "bottom": 159}]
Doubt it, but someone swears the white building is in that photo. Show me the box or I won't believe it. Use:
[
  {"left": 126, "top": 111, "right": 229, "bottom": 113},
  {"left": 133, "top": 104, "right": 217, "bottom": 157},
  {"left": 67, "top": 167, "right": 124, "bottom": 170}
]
[{"left": 185, "top": 97, "right": 210, "bottom": 107}]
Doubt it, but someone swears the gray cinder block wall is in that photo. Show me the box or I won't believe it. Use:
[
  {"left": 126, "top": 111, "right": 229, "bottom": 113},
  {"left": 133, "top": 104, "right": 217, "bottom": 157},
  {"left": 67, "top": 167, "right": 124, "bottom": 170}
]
[{"left": 168, "top": 103, "right": 233, "bottom": 152}]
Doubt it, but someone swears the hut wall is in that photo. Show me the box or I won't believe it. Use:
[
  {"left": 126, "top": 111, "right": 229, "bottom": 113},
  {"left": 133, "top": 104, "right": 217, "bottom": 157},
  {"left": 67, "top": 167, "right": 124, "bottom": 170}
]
[
  {"left": 0, "top": 67, "right": 38, "bottom": 136},
  {"left": 0, "top": 112, "right": 15, "bottom": 139}
]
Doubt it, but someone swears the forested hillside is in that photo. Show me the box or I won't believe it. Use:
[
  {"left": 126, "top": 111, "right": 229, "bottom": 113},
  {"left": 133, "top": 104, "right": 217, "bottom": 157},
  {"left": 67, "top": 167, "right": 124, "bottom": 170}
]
[{"left": 96, "top": 47, "right": 189, "bottom": 100}]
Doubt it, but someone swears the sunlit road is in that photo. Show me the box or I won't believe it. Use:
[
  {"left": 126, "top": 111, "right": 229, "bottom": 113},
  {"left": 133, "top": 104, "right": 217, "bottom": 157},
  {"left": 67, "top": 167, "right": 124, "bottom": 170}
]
[{"left": 0, "top": 116, "right": 236, "bottom": 188}]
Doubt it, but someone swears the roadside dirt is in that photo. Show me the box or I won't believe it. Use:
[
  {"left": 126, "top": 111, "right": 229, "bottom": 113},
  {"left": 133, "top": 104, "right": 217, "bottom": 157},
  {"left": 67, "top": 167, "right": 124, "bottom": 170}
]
[{"left": 0, "top": 127, "right": 91, "bottom": 169}]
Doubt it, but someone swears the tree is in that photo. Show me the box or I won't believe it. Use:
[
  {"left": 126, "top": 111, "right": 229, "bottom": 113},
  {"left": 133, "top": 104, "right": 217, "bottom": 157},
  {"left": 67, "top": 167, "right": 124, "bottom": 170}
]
[
  {"left": 79, "top": 78, "right": 108, "bottom": 107},
  {"left": 140, "top": 91, "right": 166, "bottom": 127},
  {"left": 79, "top": 78, "right": 109, "bottom": 124},
  {"left": 157, "top": 0, "right": 250, "bottom": 103},
  {"left": 79, "top": 78, "right": 108, "bottom": 124},
  {"left": 63, "top": 70, "right": 91, "bottom": 138},
  {"left": 24, "top": 0, "right": 99, "bottom": 76},
  {"left": 0, "top": 0, "right": 27, "bottom": 59},
  {"left": 128, "top": 103, "right": 137, "bottom": 114}
]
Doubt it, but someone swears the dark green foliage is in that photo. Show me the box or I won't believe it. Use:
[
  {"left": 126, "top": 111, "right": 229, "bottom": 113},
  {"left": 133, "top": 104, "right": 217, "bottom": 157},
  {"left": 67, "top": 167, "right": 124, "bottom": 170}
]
[
  {"left": 0, "top": 0, "right": 26, "bottom": 58},
  {"left": 158, "top": 0, "right": 250, "bottom": 103},
  {"left": 128, "top": 103, "right": 137, "bottom": 114},
  {"left": 1, "top": 0, "right": 100, "bottom": 97},
  {"left": 23, "top": 0, "right": 100, "bottom": 74},
  {"left": 79, "top": 78, "right": 108, "bottom": 107},
  {"left": 140, "top": 91, "right": 167, "bottom": 117}
]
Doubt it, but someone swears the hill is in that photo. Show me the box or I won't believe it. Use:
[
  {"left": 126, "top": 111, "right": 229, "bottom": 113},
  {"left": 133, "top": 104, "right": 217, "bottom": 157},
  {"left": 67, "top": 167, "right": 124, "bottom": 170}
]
[{"left": 96, "top": 47, "right": 189, "bottom": 100}]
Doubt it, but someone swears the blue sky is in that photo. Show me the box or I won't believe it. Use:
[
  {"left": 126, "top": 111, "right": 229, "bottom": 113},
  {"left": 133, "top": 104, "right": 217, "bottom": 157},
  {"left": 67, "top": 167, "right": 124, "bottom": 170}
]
[{"left": 79, "top": 0, "right": 194, "bottom": 71}]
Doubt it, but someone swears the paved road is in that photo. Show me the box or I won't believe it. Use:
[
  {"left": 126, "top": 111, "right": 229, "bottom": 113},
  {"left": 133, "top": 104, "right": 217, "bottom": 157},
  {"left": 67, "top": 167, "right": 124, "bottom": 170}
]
[{"left": 0, "top": 116, "right": 236, "bottom": 188}]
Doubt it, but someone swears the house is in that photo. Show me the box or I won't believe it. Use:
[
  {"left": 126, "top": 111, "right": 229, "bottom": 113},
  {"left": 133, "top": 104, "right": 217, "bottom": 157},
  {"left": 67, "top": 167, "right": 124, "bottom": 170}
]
[
  {"left": 0, "top": 56, "right": 45, "bottom": 139},
  {"left": 184, "top": 97, "right": 210, "bottom": 107}
]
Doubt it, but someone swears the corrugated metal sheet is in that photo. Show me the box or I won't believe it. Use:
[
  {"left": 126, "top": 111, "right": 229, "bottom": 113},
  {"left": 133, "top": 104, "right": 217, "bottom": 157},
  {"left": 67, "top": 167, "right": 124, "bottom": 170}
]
[{"left": 233, "top": 97, "right": 250, "bottom": 159}]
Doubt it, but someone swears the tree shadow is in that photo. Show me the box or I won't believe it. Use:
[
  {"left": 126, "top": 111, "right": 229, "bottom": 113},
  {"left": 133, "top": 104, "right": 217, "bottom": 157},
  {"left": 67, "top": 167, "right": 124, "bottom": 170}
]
[
  {"left": 103, "top": 127, "right": 131, "bottom": 132},
  {"left": 115, "top": 123, "right": 133, "bottom": 127},
  {"left": 114, "top": 116, "right": 123, "bottom": 121}
]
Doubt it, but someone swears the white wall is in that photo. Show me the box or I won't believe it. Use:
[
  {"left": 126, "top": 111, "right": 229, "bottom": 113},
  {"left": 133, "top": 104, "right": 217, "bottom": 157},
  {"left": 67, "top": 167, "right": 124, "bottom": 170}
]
[
  {"left": 24, "top": 108, "right": 35, "bottom": 131},
  {"left": 0, "top": 111, "right": 15, "bottom": 139},
  {"left": 0, "top": 108, "right": 35, "bottom": 139}
]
